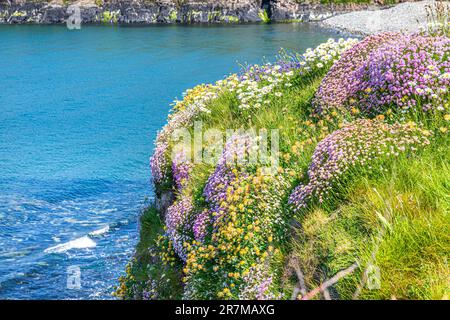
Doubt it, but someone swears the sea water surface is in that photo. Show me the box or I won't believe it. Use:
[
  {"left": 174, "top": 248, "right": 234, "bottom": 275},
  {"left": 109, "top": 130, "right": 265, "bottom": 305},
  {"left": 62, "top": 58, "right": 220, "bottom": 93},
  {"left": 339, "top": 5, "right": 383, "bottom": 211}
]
[{"left": 0, "top": 23, "right": 336, "bottom": 299}]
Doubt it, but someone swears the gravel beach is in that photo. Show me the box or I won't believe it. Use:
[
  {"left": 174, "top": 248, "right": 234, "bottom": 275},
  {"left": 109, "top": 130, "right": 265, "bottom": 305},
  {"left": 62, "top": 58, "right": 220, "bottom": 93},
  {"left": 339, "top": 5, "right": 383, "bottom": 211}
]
[{"left": 322, "top": 1, "right": 436, "bottom": 35}]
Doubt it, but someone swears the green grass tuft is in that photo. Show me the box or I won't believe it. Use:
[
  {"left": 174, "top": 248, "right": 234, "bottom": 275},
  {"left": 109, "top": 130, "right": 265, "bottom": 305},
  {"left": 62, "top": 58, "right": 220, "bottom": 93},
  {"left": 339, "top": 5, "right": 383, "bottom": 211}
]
[
  {"left": 288, "top": 143, "right": 450, "bottom": 300},
  {"left": 115, "top": 206, "right": 183, "bottom": 299}
]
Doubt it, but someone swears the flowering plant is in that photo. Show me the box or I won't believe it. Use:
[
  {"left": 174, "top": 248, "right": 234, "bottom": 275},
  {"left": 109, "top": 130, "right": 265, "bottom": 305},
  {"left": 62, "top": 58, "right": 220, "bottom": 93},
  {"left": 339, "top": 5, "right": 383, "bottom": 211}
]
[
  {"left": 352, "top": 34, "right": 450, "bottom": 115},
  {"left": 313, "top": 33, "right": 400, "bottom": 114},
  {"left": 289, "top": 119, "right": 432, "bottom": 210},
  {"left": 179, "top": 134, "right": 289, "bottom": 299},
  {"left": 235, "top": 38, "right": 358, "bottom": 111}
]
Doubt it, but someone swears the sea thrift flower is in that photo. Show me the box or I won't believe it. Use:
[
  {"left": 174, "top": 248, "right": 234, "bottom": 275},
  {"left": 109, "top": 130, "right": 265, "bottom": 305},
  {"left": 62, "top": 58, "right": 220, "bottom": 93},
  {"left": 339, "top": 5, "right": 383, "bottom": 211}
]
[
  {"left": 150, "top": 141, "right": 169, "bottom": 185},
  {"left": 239, "top": 262, "right": 282, "bottom": 300},
  {"left": 172, "top": 149, "right": 192, "bottom": 191},
  {"left": 192, "top": 210, "right": 210, "bottom": 242},
  {"left": 289, "top": 119, "right": 431, "bottom": 210},
  {"left": 165, "top": 195, "right": 194, "bottom": 260},
  {"left": 203, "top": 134, "right": 255, "bottom": 205},
  {"left": 181, "top": 132, "right": 289, "bottom": 299},
  {"left": 142, "top": 279, "right": 158, "bottom": 300},
  {"left": 313, "top": 33, "right": 401, "bottom": 113},
  {"left": 165, "top": 196, "right": 193, "bottom": 235},
  {"left": 352, "top": 34, "right": 450, "bottom": 114},
  {"left": 150, "top": 83, "right": 225, "bottom": 185}
]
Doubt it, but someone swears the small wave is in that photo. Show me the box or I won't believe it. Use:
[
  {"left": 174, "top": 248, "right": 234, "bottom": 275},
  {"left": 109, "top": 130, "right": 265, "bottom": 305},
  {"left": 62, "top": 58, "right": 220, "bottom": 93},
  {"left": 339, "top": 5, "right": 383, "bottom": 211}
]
[
  {"left": 89, "top": 226, "right": 110, "bottom": 237},
  {"left": 44, "top": 236, "right": 96, "bottom": 254}
]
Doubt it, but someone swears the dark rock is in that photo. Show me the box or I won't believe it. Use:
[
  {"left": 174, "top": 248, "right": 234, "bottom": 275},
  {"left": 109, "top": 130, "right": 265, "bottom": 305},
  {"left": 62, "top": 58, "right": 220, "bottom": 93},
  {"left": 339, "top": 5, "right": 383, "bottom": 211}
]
[
  {"left": 155, "top": 189, "right": 174, "bottom": 220},
  {"left": 0, "top": 0, "right": 392, "bottom": 25}
]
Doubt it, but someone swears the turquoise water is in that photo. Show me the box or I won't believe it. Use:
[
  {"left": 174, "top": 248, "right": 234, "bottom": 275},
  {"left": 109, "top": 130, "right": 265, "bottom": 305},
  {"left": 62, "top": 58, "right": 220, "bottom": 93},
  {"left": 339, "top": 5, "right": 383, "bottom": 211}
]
[{"left": 0, "top": 23, "right": 335, "bottom": 299}]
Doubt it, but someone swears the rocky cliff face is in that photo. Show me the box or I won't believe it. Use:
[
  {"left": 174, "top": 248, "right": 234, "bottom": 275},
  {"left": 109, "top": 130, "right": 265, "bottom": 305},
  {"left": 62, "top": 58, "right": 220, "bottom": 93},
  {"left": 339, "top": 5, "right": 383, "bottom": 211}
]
[{"left": 0, "top": 0, "right": 384, "bottom": 24}]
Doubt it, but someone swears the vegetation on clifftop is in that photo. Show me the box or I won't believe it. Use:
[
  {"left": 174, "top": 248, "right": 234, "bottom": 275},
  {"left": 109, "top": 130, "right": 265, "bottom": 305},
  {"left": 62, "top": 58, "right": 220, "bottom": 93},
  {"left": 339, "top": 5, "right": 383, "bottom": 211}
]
[{"left": 116, "top": 16, "right": 449, "bottom": 300}]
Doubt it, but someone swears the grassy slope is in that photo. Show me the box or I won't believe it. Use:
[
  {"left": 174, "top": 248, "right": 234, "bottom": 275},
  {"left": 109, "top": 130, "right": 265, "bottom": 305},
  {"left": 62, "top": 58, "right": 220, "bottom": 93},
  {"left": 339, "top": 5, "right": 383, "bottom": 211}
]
[
  {"left": 288, "top": 140, "right": 449, "bottom": 299},
  {"left": 122, "top": 45, "right": 449, "bottom": 300},
  {"left": 115, "top": 207, "right": 183, "bottom": 299}
]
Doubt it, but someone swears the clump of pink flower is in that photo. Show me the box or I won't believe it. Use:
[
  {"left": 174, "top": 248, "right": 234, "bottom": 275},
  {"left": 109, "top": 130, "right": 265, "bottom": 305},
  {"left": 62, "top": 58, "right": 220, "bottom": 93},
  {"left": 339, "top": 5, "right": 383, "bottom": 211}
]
[
  {"left": 313, "top": 32, "right": 401, "bottom": 114},
  {"left": 289, "top": 119, "right": 432, "bottom": 210},
  {"left": 239, "top": 261, "right": 282, "bottom": 300},
  {"left": 192, "top": 209, "right": 209, "bottom": 242},
  {"left": 150, "top": 84, "right": 223, "bottom": 185},
  {"left": 203, "top": 133, "right": 255, "bottom": 205},
  {"left": 172, "top": 149, "right": 192, "bottom": 191},
  {"left": 165, "top": 195, "right": 193, "bottom": 260},
  {"left": 352, "top": 34, "right": 450, "bottom": 114},
  {"left": 150, "top": 140, "right": 169, "bottom": 185}
]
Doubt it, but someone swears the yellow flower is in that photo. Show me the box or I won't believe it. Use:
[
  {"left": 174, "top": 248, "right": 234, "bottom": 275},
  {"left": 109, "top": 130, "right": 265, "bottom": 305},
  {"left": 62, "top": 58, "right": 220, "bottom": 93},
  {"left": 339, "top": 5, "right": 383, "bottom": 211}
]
[
  {"left": 439, "top": 127, "right": 448, "bottom": 133},
  {"left": 351, "top": 107, "right": 359, "bottom": 115},
  {"left": 376, "top": 114, "right": 385, "bottom": 121},
  {"left": 406, "top": 121, "right": 416, "bottom": 128},
  {"left": 444, "top": 114, "right": 450, "bottom": 121}
]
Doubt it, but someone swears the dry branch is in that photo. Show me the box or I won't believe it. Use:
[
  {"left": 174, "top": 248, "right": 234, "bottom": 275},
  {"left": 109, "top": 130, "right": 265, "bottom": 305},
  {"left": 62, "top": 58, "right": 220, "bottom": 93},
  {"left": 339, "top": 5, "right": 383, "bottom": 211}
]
[{"left": 300, "top": 262, "right": 359, "bottom": 300}]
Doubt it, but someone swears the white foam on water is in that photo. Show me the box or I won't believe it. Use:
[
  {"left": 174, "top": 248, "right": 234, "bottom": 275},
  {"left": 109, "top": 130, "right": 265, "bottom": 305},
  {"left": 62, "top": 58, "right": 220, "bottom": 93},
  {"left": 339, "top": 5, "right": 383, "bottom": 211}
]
[
  {"left": 92, "top": 208, "right": 117, "bottom": 215},
  {"left": 44, "top": 236, "right": 96, "bottom": 254},
  {"left": 89, "top": 226, "right": 110, "bottom": 236}
]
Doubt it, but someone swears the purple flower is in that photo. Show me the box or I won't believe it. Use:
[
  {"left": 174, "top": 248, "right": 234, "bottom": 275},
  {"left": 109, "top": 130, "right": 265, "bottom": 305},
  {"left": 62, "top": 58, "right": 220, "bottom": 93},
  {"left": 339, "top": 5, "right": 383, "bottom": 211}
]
[
  {"left": 172, "top": 149, "right": 192, "bottom": 191},
  {"left": 203, "top": 134, "right": 254, "bottom": 205},
  {"left": 314, "top": 32, "right": 401, "bottom": 113},
  {"left": 165, "top": 195, "right": 194, "bottom": 260},
  {"left": 193, "top": 210, "right": 210, "bottom": 242},
  {"left": 150, "top": 141, "right": 169, "bottom": 185},
  {"left": 352, "top": 34, "right": 450, "bottom": 114},
  {"left": 289, "top": 119, "right": 431, "bottom": 210}
]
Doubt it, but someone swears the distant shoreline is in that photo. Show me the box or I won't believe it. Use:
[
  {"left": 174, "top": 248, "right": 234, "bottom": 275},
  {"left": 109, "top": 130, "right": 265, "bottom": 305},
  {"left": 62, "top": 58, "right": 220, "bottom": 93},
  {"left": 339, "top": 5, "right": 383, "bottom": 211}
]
[
  {"left": 321, "top": 1, "right": 433, "bottom": 36},
  {"left": 0, "top": 1, "right": 392, "bottom": 25}
]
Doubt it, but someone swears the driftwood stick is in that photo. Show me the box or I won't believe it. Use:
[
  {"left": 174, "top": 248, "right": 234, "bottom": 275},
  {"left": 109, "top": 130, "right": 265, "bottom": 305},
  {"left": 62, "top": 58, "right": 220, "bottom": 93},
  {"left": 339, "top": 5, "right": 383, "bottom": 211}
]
[
  {"left": 291, "top": 287, "right": 301, "bottom": 300},
  {"left": 322, "top": 288, "right": 332, "bottom": 300},
  {"left": 301, "top": 262, "right": 359, "bottom": 300},
  {"left": 290, "top": 258, "right": 308, "bottom": 299},
  {"left": 293, "top": 265, "right": 308, "bottom": 296}
]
